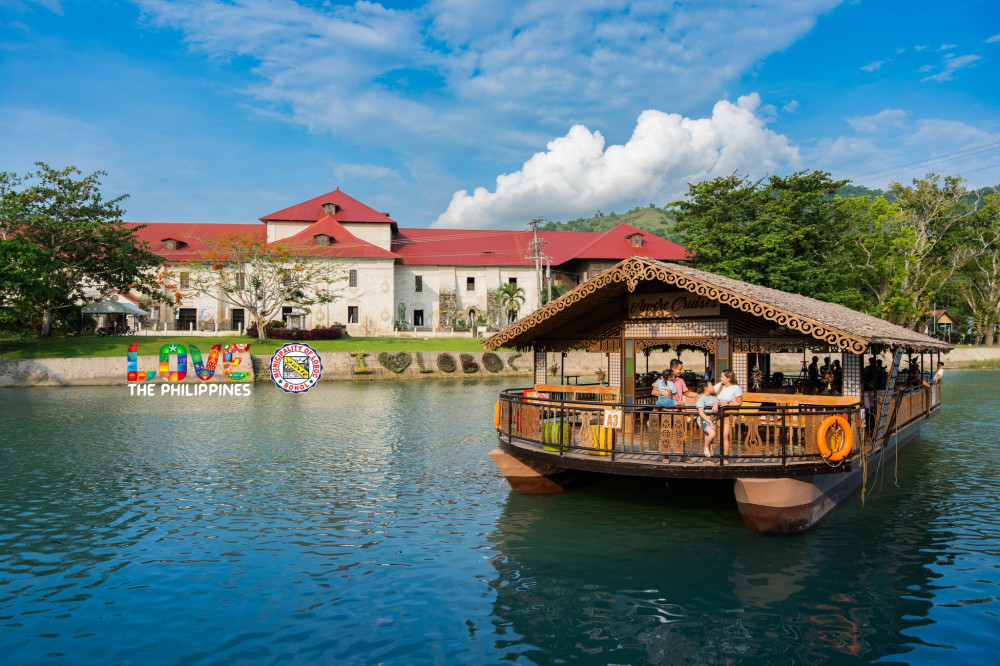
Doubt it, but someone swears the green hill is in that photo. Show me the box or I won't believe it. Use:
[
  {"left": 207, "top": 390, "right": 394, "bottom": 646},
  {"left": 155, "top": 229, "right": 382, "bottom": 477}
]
[
  {"left": 540, "top": 182, "right": 997, "bottom": 242},
  {"left": 540, "top": 204, "right": 680, "bottom": 242}
]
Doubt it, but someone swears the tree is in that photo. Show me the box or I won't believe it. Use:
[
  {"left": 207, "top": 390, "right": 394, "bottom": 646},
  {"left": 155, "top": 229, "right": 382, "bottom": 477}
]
[
  {"left": 167, "top": 232, "right": 346, "bottom": 341},
  {"left": 854, "top": 175, "right": 977, "bottom": 328},
  {"left": 540, "top": 282, "right": 569, "bottom": 305},
  {"left": 0, "top": 237, "right": 60, "bottom": 334},
  {"left": 672, "top": 171, "right": 855, "bottom": 304},
  {"left": 0, "top": 163, "right": 163, "bottom": 336},
  {"left": 837, "top": 194, "right": 910, "bottom": 317},
  {"left": 955, "top": 193, "right": 1000, "bottom": 344},
  {"left": 497, "top": 282, "right": 526, "bottom": 325}
]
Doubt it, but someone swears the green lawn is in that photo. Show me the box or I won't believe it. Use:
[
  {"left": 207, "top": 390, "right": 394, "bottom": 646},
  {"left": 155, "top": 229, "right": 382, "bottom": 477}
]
[{"left": 0, "top": 334, "right": 492, "bottom": 359}]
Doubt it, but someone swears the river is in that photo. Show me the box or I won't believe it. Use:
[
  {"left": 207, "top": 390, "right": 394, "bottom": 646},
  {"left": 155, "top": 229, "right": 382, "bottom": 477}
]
[{"left": 0, "top": 371, "right": 997, "bottom": 664}]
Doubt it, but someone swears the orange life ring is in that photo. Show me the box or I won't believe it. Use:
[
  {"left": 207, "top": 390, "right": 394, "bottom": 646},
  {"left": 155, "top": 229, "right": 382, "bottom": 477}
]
[
  {"left": 816, "top": 415, "right": 853, "bottom": 461},
  {"left": 494, "top": 400, "right": 502, "bottom": 430}
]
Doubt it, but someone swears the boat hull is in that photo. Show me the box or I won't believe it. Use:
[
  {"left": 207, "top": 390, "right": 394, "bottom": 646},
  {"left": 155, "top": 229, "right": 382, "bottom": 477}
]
[
  {"left": 733, "top": 421, "right": 922, "bottom": 534},
  {"left": 491, "top": 419, "right": 925, "bottom": 533}
]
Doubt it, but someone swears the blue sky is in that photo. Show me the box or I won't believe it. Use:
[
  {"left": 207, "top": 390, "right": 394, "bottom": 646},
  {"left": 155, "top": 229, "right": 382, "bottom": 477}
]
[{"left": 1, "top": 0, "right": 998, "bottom": 228}]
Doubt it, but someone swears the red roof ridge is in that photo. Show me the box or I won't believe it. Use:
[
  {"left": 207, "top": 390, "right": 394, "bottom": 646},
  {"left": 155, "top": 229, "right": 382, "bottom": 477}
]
[
  {"left": 277, "top": 215, "right": 399, "bottom": 259},
  {"left": 260, "top": 189, "right": 398, "bottom": 230}
]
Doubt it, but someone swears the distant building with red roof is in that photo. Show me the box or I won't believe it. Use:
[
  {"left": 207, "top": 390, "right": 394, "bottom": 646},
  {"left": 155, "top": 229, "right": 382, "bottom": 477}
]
[{"left": 135, "top": 189, "right": 687, "bottom": 334}]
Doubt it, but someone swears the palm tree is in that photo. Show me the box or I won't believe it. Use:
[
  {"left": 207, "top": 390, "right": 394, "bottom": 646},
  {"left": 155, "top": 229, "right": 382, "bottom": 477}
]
[{"left": 497, "top": 282, "right": 526, "bottom": 325}]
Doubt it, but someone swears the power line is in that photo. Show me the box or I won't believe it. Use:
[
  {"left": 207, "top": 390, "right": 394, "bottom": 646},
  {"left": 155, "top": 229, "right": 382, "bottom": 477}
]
[
  {"left": 852, "top": 144, "right": 1000, "bottom": 185},
  {"left": 849, "top": 140, "right": 1000, "bottom": 180}
]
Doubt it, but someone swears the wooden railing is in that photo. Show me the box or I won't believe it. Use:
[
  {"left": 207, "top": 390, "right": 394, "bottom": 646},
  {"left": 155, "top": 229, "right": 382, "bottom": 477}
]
[{"left": 497, "top": 387, "right": 867, "bottom": 467}]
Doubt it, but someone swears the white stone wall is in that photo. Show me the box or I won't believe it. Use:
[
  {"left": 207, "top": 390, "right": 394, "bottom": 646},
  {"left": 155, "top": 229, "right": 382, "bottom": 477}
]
[
  {"left": 267, "top": 221, "right": 311, "bottom": 242},
  {"left": 394, "top": 264, "right": 540, "bottom": 330},
  {"left": 340, "top": 222, "right": 392, "bottom": 251},
  {"left": 326, "top": 257, "right": 396, "bottom": 335}
]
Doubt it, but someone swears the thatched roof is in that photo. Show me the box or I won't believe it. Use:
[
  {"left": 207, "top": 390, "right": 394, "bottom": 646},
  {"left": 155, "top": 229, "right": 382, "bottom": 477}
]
[{"left": 483, "top": 256, "right": 952, "bottom": 354}]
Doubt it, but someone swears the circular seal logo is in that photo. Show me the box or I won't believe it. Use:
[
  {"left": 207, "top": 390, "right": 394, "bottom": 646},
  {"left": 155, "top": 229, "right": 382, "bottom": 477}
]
[{"left": 269, "top": 343, "right": 323, "bottom": 394}]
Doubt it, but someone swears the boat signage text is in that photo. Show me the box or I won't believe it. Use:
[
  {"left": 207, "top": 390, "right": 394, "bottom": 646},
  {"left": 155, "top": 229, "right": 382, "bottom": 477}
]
[{"left": 627, "top": 293, "right": 720, "bottom": 319}]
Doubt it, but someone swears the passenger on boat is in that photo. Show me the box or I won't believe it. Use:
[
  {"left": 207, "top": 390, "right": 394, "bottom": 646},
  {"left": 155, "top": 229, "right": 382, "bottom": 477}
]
[
  {"left": 808, "top": 356, "right": 820, "bottom": 382},
  {"left": 695, "top": 381, "right": 719, "bottom": 460},
  {"left": 652, "top": 369, "right": 678, "bottom": 409},
  {"left": 923, "top": 361, "right": 945, "bottom": 387},
  {"left": 832, "top": 359, "right": 842, "bottom": 383},
  {"left": 670, "top": 359, "right": 700, "bottom": 406},
  {"left": 820, "top": 371, "right": 841, "bottom": 396},
  {"left": 712, "top": 370, "right": 743, "bottom": 456},
  {"left": 863, "top": 357, "right": 877, "bottom": 389}
]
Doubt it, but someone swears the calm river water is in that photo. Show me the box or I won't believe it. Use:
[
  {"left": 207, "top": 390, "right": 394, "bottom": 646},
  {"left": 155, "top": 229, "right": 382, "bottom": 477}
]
[{"left": 0, "top": 371, "right": 997, "bottom": 664}]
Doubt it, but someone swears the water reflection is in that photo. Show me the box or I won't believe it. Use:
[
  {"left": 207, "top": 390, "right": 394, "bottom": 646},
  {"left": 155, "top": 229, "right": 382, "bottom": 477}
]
[
  {"left": 1, "top": 373, "right": 998, "bottom": 664},
  {"left": 485, "top": 382, "right": 990, "bottom": 666}
]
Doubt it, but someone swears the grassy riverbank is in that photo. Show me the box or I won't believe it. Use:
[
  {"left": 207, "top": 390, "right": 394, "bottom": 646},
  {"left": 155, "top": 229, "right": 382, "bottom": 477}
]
[{"left": 0, "top": 335, "right": 491, "bottom": 359}]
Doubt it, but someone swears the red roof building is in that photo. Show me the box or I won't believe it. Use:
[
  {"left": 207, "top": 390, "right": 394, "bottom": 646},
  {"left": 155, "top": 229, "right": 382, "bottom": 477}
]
[{"left": 132, "top": 189, "right": 688, "bottom": 334}]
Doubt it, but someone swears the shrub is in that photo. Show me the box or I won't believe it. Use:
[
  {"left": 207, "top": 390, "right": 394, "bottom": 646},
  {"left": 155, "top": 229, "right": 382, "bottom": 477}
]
[
  {"left": 351, "top": 351, "right": 372, "bottom": 374},
  {"left": 482, "top": 352, "right": 504, "bottom": 373},
  {"left": 246, "top": 326, "right": 343, "bottom": 340},
  {"left": 378, "top": 352, "right": 412, "bottom": 373},
  {"left": 415, "top": 352, "right": 434, "bottom": 373},
  {"left": 460, "top": 353, "right": 479, "bottom": 373},
  {"left": 437, "top": 353, "right": 456, "bottom": 373}
]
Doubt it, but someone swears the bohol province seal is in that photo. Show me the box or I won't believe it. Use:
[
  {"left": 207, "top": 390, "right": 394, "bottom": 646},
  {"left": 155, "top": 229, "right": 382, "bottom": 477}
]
[{"left": 269, "top": 343, "right": 323, "bottom": 394}]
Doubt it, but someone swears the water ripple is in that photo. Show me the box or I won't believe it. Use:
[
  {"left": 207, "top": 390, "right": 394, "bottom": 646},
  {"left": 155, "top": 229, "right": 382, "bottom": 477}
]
[{"left": 2, "top": 373, "right": 1000, "bottom": 663}]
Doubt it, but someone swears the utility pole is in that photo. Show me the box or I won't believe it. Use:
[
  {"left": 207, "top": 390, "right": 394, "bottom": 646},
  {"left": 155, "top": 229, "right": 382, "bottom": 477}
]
[{"left": 525, "top": 218, "right": 548, "bottom": 310}]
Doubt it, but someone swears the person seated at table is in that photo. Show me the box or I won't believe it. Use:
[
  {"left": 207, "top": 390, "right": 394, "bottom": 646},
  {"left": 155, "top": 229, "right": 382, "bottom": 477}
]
[
  {"left": 695, "top": 380, "right": 719, "bottom": 461},
  {"left": 652, "top": 368, "right": 678, "bottom": 409}
]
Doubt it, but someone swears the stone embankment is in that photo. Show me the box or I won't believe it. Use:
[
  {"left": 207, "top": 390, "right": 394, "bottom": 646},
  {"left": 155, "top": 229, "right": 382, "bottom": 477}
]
[{"left": 0, "top": 348, "right": 993, "bottom": 388}]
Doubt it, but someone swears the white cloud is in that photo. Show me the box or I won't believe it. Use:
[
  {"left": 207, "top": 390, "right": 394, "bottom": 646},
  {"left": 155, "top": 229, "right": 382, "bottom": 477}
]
[
  {"left": 921, "top": 53, "right": 982, "bottom": 82},
  {"left": 845, "top": 108, "right": 907, "bottom": 133},
  {"left": 810, "top": 117, "right": 1000, "bottom": 190},
  {"left": 782, "top": 100, "right": 800, "bottom": 114},
  {"left": 987, "top": 33, "right": 1000, "bottom": 44},
  {"left": 0, "top": 0, "right": 62, "bottom": 13},
  {"left": 917, "top": 64, "right": 933, "bottom": 73},
  {"left": 939, "top": 43, "right": 958, "bottom": 50},
  {"left": 133, "top": 0, "right": 841, "bottom": 158},
  {"left": 431, "top": 94, "right": 799, "bottom": 229},
  {"left": 861, "top": 60, "right": 884, "bottom": 72}
]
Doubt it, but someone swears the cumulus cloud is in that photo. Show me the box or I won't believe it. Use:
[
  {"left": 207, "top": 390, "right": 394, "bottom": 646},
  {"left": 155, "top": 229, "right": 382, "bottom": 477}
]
[
  {"left": 845, "top": 108, "right": 907, "bottom": 133},
  {"left": 861, "top": 60, "right": 884, "bottom": 72},
  {"left": 921, "top": 53, "right": 982, "bottom": 82},
  {"left": 987, "top": 33, "right": 1000, "bottom": 43},
  {"left": 782, "top": 100, "right": 800, "bottom": 114},
  {"left": 431, "top": 94, "right": 798, "bottom": 229}
]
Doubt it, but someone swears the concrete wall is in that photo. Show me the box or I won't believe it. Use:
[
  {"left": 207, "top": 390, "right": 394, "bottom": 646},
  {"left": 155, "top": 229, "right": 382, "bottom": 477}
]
[{"left": 0, "top": 347, "right": 990, "bottom": 388}]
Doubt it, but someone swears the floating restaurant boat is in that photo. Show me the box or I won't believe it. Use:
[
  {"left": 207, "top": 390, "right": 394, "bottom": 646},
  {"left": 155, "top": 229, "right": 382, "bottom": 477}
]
[{"left": 483, "top": 257, "right": 951, "bottom": 534}]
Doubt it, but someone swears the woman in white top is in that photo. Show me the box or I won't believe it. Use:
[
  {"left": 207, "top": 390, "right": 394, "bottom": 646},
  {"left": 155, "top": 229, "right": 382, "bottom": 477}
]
[{"left": 711, "top": 370, "right": 743, "bottom": 456}]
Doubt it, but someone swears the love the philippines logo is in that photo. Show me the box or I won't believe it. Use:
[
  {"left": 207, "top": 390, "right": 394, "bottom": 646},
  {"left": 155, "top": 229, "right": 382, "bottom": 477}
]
[
  {"left": 126, "top": 342, "right": 252, "bottom": 397},
  {"left": 269, "top": 343, "right": 323, "bottom": 394}
]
